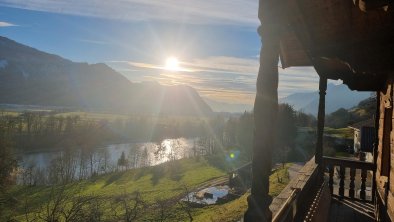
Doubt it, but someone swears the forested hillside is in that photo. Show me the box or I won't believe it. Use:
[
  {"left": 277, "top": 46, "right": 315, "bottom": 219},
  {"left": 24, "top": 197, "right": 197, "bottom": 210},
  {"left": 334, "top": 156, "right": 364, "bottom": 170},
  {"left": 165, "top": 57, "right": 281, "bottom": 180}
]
[{"left": 325, "top": 96, "right": 376, "bottom": 128}]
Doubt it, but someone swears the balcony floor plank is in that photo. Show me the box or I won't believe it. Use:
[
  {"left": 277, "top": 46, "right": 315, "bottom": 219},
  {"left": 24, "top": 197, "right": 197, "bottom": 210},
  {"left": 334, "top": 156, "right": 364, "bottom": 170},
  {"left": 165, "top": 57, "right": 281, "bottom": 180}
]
[{"left": 329, "top": 197, "right": 375, "bottom": 222}]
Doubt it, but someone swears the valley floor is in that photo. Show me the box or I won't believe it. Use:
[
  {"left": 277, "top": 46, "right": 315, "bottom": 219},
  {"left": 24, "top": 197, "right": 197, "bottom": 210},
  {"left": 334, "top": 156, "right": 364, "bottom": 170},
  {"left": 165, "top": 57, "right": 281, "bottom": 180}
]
[{"left": 1, "top": 158, "right": 291, "bottom": 222}]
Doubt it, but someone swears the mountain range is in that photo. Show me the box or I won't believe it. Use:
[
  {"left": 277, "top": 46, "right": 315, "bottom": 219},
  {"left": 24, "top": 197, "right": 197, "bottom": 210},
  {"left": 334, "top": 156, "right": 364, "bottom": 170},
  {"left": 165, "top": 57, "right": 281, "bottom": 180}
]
[
  {"left": 280, "top": 83, "right": 371, "bottom": 116},
  {"left": 203, "top": 98, "right": 253, "bottom": 113},
  {"left": 0, "top": 36, "right": 212, "bottom": 116},
  {"left": 204, "top": 83, "right": 371, "bottom": 115},
  {"left": 0, "top": 36, "right": 371, "bottom": 116}
]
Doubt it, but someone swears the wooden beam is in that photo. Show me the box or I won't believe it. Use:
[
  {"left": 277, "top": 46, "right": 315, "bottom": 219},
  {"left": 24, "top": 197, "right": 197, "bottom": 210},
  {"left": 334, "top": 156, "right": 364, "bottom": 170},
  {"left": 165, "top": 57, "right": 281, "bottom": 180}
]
[
  {"left": 322, "top": 156, "right": 375, "bottom": 170},
  {"left": 244, "top": 1, "right": 284, "bottom": 221},
  {"left": 372, "top": 92, "right": 380, "bottom": 202},
  {"left": 315, "top": 76, "right": 327, "bottom": 164}
]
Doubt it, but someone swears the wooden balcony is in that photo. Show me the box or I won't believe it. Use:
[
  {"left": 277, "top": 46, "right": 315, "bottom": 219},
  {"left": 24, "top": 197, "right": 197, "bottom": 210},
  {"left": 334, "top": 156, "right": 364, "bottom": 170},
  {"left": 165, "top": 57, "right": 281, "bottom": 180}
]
[
  {"left": 271, "top": 156, "right": 376, "bottom": 222},
  {"left": 323, "top": 157, "right": 375, "bottom": 201}
]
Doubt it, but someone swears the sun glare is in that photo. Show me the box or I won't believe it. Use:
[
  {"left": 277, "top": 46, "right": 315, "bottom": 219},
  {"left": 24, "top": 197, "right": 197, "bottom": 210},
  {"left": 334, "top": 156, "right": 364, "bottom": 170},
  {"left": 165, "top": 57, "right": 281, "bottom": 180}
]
[{"left": 165, "top": 57, "right": 180, "bottom": 71}]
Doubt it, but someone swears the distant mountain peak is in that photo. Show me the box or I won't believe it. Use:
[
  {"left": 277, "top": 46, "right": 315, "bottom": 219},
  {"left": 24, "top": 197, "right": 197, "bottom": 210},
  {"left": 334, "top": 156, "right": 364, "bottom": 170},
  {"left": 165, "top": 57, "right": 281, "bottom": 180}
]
[{"left": 280, "top": 84, "right": 370, "bottom": 116}]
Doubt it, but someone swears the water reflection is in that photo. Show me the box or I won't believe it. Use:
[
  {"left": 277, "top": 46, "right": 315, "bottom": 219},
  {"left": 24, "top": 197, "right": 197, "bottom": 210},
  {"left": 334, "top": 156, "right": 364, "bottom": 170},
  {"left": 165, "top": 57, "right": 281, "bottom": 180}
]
[
  {"left": 182, "top": 185, "right": 230, "bottom": 205},
  {"left": 17, "top": 138, "right": 197, "bottom": 184}
]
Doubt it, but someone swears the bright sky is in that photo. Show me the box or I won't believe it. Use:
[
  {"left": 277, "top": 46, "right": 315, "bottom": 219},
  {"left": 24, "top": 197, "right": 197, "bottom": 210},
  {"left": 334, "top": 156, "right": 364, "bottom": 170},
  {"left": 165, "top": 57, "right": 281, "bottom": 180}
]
[{"left": 0, "top": 1, "right": 320, "bottom": 105}]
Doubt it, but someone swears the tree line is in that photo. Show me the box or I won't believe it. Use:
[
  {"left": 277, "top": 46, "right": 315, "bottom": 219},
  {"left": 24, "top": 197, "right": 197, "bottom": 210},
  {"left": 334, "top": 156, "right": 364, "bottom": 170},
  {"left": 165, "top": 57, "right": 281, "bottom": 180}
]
[
  {"left": 0, "top": 104, "right": 316, "bottom": 186},
  {"left": 0, "top": 104, "right": 318, "bottom": 221}
]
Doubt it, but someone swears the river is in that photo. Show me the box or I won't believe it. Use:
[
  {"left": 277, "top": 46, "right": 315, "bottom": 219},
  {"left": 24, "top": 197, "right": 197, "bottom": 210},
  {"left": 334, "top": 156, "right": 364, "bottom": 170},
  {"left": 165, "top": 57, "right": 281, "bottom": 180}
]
[{"left": 16, "top": 138, "right": 198, "bottom": 184}]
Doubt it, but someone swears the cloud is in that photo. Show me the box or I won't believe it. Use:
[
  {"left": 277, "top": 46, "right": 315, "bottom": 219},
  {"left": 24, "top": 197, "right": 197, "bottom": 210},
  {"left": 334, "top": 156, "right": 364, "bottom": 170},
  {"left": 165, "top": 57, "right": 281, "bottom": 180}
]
[
  {"left": 109, "top": 56, "right": 259, "bottom": 75},
  {"left": 184, "top": 56, "right": 259, "bottom": 75},
  {"left": 0, "top": 0, "right": 258, "bottom": 26},
  {"left": 107, "top": 56, "right": 319, "bottom": 104},
  {"left": 0, "top": 21, "right": 17, "bottom": 27},
  {"left": 76, "top": 39, "right": 113, "bottom": 45},
  {"left": 108, "top": 60, "right": 195, "bottom": 72}
]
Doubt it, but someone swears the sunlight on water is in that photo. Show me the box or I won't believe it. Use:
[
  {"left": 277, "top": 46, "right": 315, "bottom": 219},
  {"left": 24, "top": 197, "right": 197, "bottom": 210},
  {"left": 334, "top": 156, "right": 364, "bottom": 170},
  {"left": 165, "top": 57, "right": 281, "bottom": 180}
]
[
  {"left": 17, "top": 137, "right": 196, "bottom": 181},
  {"left": 182, "top": 185, "right": 230, "bottom": 205}
]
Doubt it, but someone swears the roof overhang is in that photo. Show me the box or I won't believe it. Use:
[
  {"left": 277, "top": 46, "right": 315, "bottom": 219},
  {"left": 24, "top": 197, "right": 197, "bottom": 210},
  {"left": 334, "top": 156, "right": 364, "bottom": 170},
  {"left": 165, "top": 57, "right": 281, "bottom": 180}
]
[{"left": 279, "top": 0, "right": 394, "bottom": 91}]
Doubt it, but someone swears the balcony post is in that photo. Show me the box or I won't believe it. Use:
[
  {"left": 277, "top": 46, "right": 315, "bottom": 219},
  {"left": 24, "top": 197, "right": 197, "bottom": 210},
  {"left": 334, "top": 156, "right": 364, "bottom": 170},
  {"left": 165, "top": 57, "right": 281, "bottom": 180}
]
[
  {"left": 316, "top": 76, "right": 327, "bottom": 164},
  {"left": 372, "top": 92, "right": 380, "bottom": 201},
  {"left": 244, "top": 1, "right": 284, "bottom": 221}
]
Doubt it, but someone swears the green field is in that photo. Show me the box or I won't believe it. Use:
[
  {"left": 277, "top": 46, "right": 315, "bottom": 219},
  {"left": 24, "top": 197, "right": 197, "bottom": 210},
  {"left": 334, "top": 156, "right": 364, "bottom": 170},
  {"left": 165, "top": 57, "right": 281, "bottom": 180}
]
[
  {"left": 0, "top": 110, "right": 20, "bottom": 116},
  {"left": 0, "top": 109, "right": 208, "bottom": 124},
  {"left": 55, "top": 111, "right": 131, "bottom": 120},
  {"left": 324, "top": 127, "right": 354, "bottom": 139},
  {"left": 8, "top": 158, "right": 224, "bottom": 221},
  {"left": 55, "top": 111, "right": 208, "bottom": 123},
  {"left": 3, "top": 159, "right": 290, "bottom": 222},
  {"left": 193, "top": 164, "right": 291, "bottom": 222}
]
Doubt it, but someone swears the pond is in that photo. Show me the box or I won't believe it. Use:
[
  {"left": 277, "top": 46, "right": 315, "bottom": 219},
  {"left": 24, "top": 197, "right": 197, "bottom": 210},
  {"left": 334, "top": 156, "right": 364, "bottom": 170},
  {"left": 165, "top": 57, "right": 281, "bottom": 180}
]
[{"left": 182, "top": 185, "right": 230, "bottom": 205}]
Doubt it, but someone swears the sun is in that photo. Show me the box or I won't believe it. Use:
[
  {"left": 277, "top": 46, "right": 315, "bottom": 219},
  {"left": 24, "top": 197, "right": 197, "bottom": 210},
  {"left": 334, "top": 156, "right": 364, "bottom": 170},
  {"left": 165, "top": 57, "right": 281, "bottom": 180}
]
[{"left": 165, "top": 56, "right": 180, "bottom": 71}]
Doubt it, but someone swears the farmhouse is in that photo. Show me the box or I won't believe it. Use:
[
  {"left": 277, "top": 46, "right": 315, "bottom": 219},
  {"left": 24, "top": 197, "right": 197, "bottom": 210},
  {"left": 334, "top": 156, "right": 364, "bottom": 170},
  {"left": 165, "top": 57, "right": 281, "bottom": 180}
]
[{"left": 349, "top": 119, "right": 375, "bottom": 162}]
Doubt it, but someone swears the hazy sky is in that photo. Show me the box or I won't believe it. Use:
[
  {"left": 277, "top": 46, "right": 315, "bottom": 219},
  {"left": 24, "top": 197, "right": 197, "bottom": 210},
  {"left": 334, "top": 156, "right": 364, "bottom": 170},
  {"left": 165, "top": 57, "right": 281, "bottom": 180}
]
[{"left": 0, "top": 1, "right": 320, "bottom": 105}]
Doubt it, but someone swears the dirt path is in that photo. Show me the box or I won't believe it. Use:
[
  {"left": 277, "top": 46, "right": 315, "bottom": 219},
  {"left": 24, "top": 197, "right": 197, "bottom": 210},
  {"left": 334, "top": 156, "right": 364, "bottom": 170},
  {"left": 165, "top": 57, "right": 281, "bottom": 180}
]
[
  {"left": 195, "top": 175, "right": 228, "bottom": 190},
  {"left": 287, "top": 162, "right": 305, "bottom": 180}
]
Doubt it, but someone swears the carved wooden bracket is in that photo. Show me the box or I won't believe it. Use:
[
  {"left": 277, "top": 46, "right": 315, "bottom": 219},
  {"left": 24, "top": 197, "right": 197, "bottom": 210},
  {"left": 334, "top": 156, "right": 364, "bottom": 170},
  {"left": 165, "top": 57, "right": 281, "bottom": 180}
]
[{"left": 353, "top": 0, "right": 390, "bottom": 12}]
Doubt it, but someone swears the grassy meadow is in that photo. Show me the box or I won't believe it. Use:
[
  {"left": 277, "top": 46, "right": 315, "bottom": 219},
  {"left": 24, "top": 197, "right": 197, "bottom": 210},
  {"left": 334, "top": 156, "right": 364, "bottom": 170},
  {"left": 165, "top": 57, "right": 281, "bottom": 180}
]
[{"left": 3, "top": 158, "right": 291, "bottom": 222}]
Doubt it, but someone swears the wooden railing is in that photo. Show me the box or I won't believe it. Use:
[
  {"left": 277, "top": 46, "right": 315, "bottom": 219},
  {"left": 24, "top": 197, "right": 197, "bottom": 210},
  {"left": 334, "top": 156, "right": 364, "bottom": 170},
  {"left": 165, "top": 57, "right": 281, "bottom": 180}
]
[
  {"left": 322, "top": 156, "right": 376, "bottom": 201},
  {"left": 271, "top": 157, "right": 324, "bottom": 222},
  {"left": 272, "top": 188, "right": 299, "bottom": 222},
  {"left": 271, "top": 156, "right": 377, "bottom": 222}
]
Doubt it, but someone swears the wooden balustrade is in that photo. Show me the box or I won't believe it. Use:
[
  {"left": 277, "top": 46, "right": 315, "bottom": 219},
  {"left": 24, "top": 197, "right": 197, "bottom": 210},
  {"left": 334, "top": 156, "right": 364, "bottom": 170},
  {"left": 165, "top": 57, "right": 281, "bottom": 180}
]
[
  {"left": 271, "top": 157, "right": 322, "bottom": 222},
  {"left": 270, "top": 156, "right": 376, "bottom": 222},
  {"left": 322, "top": 156, "right": 375, "bottom": 201}
]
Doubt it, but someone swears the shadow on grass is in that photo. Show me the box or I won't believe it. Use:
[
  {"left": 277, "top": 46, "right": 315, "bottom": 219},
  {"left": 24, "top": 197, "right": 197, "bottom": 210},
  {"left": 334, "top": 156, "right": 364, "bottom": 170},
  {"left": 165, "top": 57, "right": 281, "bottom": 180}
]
[
  {"left": 149, "top": 161, "right": 185, "bottom": 185},
  {"left": 150, "top": 166, "right": 165, "bottom": 186},
  {"left": 168, "top": 161, "right": 184, "bottom": 182},
  {"left": 104, "top": 171, "right": 127, "bottom": 187},
  {"left": 134, "top": 167, "right": 149, "bottom": 181}
]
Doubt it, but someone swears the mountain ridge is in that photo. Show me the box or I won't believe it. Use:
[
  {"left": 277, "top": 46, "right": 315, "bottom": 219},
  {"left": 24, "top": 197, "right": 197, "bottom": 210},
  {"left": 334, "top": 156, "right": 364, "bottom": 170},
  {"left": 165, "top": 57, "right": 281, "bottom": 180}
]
[
  {"left": 204, "top": 98, "right": 253, "bottom": 113},
  {"left": 0, "top": 36, "right": 213, "bottom": 116},
  {"left": 280, "top": 83, "right": 371, "bottom": 116}
]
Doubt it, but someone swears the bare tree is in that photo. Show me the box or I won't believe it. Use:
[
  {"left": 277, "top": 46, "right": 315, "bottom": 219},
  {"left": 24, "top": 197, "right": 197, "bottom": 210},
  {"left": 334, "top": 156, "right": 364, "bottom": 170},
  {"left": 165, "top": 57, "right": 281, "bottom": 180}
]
[
  {"left": 23, "top": 197, "right": 36, "bottom": 222},
  {"left": 37, "top": 185, "right": 67, "bottom": 222},
  {"left": 177, "top": 184, "right": 194, "bottom": 221},
  {"left": 155, "top": 199, "right": 173, "bottom": 222},
  {"left": 83, "top": 196, "right": 104, "bottom": 222},
  {"left": 117, "top": 151, "right": 128, "bottom": 171},
  {"left": 24, "top": 185, "right": 104, "bottom": 222},
  {"left": 111, "top": 191, "right": 145, "bottom": 222},
  {"left": 61, "top": 195, "right": 98, "bottom": 222},
  {"left": 148, "top": 198, "right": 181, "bottom": 222}
]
